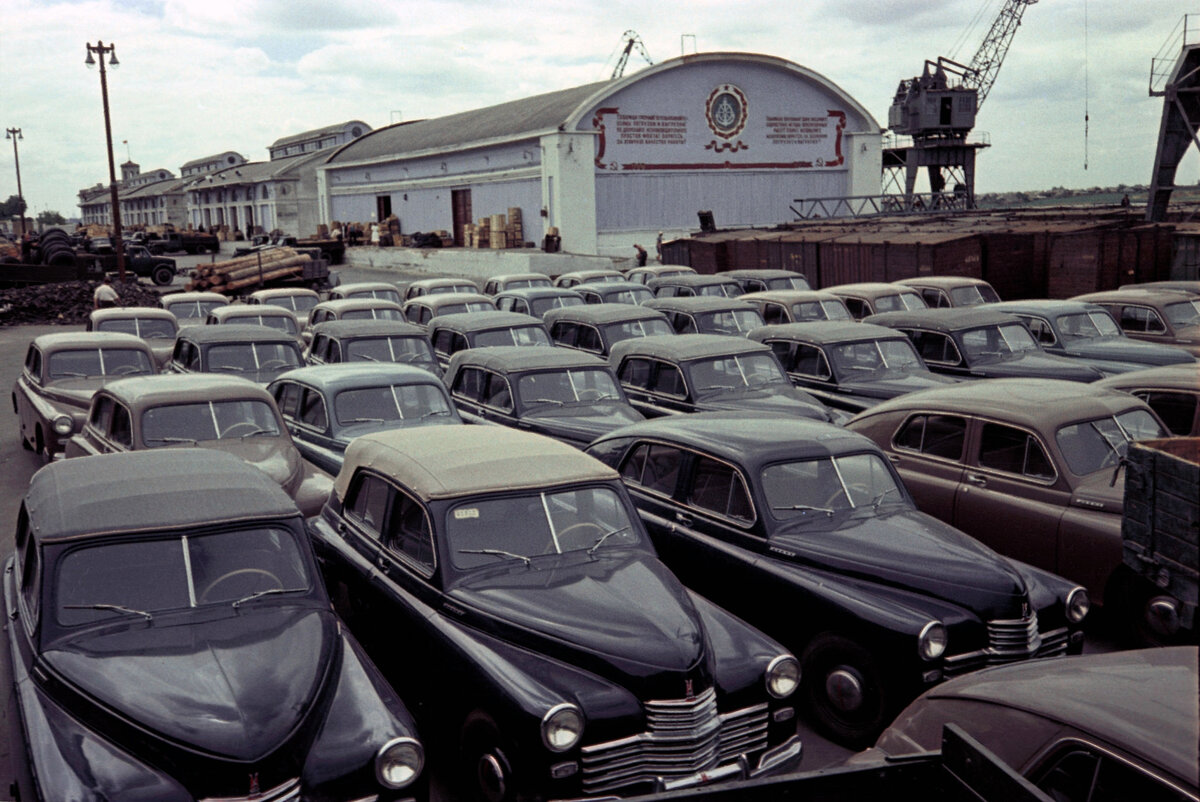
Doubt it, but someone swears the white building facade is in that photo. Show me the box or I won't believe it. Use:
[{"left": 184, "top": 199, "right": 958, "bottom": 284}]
[{"left": 317, "top": 53, "right": 882, "bottom": 256}]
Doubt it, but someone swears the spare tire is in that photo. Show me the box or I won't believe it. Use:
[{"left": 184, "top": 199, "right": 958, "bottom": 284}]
[{"left": 46, "top": 250, "right": 77, "bottom": 267}]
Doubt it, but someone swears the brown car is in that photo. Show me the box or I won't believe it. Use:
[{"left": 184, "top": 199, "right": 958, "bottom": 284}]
[
  {"left": 845, "top": 378, "right": 1168, "bottom": 608},
  {"left": 63, "top": 373, "right": 332, "bottom": 516},
  {"left": 825, "top": 282, "right": 929, "bottom": 319},
  {"left": 1095, "top": 363, "right": 1200, "bottom": 436},
  {"left": 1071, "top": 288, "right": 1200, "bottom": 357}
]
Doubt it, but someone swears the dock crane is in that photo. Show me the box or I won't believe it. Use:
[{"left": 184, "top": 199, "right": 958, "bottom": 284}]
[
  {"left": 883, "top": 0, "right": 1038, "bottom": 210},
  {"left": 612, "top": 30, "right": 652, "bottom": 79}
]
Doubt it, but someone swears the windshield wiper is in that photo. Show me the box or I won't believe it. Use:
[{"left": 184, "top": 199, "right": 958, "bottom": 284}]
[
  {"left": 52, "top": 371, "right": 87, "bottom": 378},
  {"left": 420, "top": 409, "right": 452, "bottom": 419},
  {"left": 357, "top": 354, "right": 380, "bottom": 362},
  {"left": 341, "top": 417, "right": 386, "bottom": 424},
  {"left": 213, "top": 365, "right": 246, "bottom": 372},
  {"left": 530, "top": 397, "right": 565, "bottom": 406},
  {"left": 63, "top": 603, "right": 152, "bottom": 620},
  {"left": 588, "top": 525, "right": 632, "bottom": 555},
  {"left": 239, "top": 427, "right": 271, "bottom": 439},
  {"left": 458, "top": 548, "right": 532, "bottom": 567},
  {"left": 773, "top": 503, "right": 835, "bottom": 516},
  {"left": 148, "top": 436, "right": 197, "bottom": 444},
  {"left": 870, "top": 487, "right": 902, "bottom": 510},
  {"left": 232, "top": 587, "right": 299, "bottom": 608}
]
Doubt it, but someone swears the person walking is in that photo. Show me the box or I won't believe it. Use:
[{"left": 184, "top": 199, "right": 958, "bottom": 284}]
[
  {"left": 634, "top": 243, "right": 648, "bottom": 267},
  {"left": 93, "top": 275, "right": 119, "bottom": 309}
]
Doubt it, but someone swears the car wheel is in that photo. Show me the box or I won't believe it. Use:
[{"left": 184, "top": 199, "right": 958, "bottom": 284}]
[
  {"left": 460, "top": 724, "right": 514, "bottom": 802},
  {"left": 152, "top": 265, "right": 174, "bottom": 286},
  {"left": 801, "top": 633, "right": 890, "bottom": 749},
  {"left": 34, "top": 426, "right": 49, "bottom": 463}
]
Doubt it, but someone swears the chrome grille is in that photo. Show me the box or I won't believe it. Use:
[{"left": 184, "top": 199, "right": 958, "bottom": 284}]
[
  {"left": 202, "top": 778, "right": 300, "bottom": 802},
  {"left": 579, "top": 688, "right": 770, "bottom": 795},
  {"left": 944, "top": 613, "right": 1071, "bottom": 678}
]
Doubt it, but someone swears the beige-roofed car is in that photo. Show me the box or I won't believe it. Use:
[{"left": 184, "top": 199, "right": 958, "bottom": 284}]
[{"left": 86, "top": 306, "right": 179, "bottom": 367}]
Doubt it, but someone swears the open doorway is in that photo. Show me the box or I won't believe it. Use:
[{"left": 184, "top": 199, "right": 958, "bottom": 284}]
[{"left": 451, "top": 189, "right": 472, "bottom": 247}]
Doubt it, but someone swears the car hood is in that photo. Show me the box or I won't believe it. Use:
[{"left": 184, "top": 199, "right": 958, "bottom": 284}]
[
  {"left": 43, "top": 377, "right": 113, "bottom": 409},
  {"left": 698, "top": 388, "right": 829, "bottom": 421},
  {"left": 449, "top": 551, "right": 709, "bottom": 688},
  {"left": 967, "top": 353, "right": 1102, "bottom": 382},
  {"left": 1066, "top": 338, "right": 1196, "bottom": 367},
  {"left": 837, "top": 371, "right": 957, "bottom": 399},
  {"left": 772, "top": 508, "right": 1029, "bottom": 617},
  {"left": 43, "top": 607, "right": 335, "bottom": 761},
  {"left": 523, "top": 403, "right": 645, "bottom": 444},
  {"left": 199, "top": 437, "right": 300, "bottom": 491},
  {"left": 1070, "top": 470, "right": 1125, "bottom": 515}
]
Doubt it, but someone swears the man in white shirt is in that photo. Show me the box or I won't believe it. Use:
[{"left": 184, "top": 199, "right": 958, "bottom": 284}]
[{"left": 93, "top": 276, "right": 119, "bottom": 309}]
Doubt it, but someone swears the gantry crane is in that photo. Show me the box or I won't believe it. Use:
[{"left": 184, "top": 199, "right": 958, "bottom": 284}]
[
  {"left": 612, "top": 30, "right": 652, "bottom": 79},
  {"left": 883, "top": 0, "right": 1038, "bottom": 210}
]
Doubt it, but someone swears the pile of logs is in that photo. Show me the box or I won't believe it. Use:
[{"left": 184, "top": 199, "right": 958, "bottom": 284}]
[{"left": 186, "top": 247, "right": 313, "bottom": 294}]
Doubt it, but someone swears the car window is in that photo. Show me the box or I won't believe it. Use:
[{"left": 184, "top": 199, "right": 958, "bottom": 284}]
[
  {"left": 345, "top": 336, "right": 434, "bottom": 365},
  {"left": 1033, "top": 744, "right": 1191, "bottom": 802},
  {"left": 620, "top": 442, "right": 683, "bottom": 496},
  {"left": 474, "top": 326, "right": 552, "bottom": 348},
  {"left": 334, "top": 384, "right": 453, "bottom": 426},
  {"left": 618, "top": 358, "right": 654, "bottom": 390},
  {"left": 687, "top": 457, "right": 753, "bottom": 522},
  {"left": 47, "top": 348, "right": 154, "bottom": 379},
  {"left": 793, "top": 344, "right": 832, "bottom": 379},
  {"left": 762, "top": 303, "right": 789, "bottom": 325},
  {"left": 949, "top": 285, "right": 996, "bottom": 306},
  {"left": 95, "top": 318, "right": 139, "bottom": 336},
  {"left": 1163, "top": 299, "right": 1200, "bottom": 327},
  {"left": 275, "top": 382, "right": 301, "bottom": 417},
  {"left": 576, "top": 324, "right": 604, "bottom": 353},
  {"left": 1055, "top": 409, "right": 1167, "bottom": 475},
  {"left": 300, "top": 389, "right": 328, "bottom": 429},
  {"left": 387, "top": 491, "right": 435, "bottom": 572},
  {"left": 1120, "top": 306, "right": 1166, "bottom": 334},
  {"left": 697, "top": 310, "right": 764, "bottom": 335},
  {"left": 1055, "top": 312, "right": 1120, "bottom": 341},
  {"left": 517, "top": 369, "right": 622, "bottom": 408},
  {"left": 978, "top": 423, "right": 1055, "bottom": 479},
  {"left": 484, "top": 373, "right": 513, "bottom": 411},
  {"left": 763, "top": 453, "right": 905, "bottom": 520},
  {"left": 142, "top": 400, "right": 281, "bottom": 445},
  {"left": 89, "top": 395, "right": 115, "bottom": 433},
  {"left": 651, "top": 362, "right": 688, "bottom": 397},
  {"left": 1132, "top": 391, "right": 1197, "bottom": 436},
  {"left": 346, "top": 472, "right": 390, "bottom": 539},
  {"left": 1021, "top": 316, "right": 1057, "bottom": 345},
  {"left": 110, "top": 404, "right": 133, "bottom": 448},
  {"left": 843, "top": 298, "right": 870, "bottom": 319},
  {"left": 550, "top": 322, "right": 578, "bottom": 347},
  {"left": 922, "top": 288, "right": 951, "bottom": 308},
  {"left": 894, "top": 414, "right": 967, "bottom": 460},
  {"left": 907, "top": 331, "right": 962, "bottom": 365},
  {"left": 688, "top": 353, "right": 788, "bottom": 395},
  {"left": 605, "top": 318, "right": 671, "bottom": 345},
  {"left": 452, "top": 367, "right": 487, "bottom": 402},
  {"left": 671, "top": 313, "right": 698, "bottom": 334}
]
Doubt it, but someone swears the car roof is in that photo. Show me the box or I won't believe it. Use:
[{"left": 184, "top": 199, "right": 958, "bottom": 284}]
[
  {"left": 648, "top": 274, "right": 739, "bottom": 288},
  {"left": 1094, "top": 363, "right": 1200, "bottom": 392},
  {"left": 721, "top": 269, "right": 807, "bottom": 279},
  {"left": 991, "top": 300, "right": 1109, "bottom": 317},
  {"left": 97, "top": 373, "right": 271, "bottom": 407},
  {"left": 581, "top": 281, "right": 653, "bottom": 294},
  {"left": 89, "top": 306, "right": 176, "bottom": 323},
  {"left": 896, "top": 276, "right": 993, "bottom": 289},
  {"left": 210, "top": 305, "right": 297, "bottom": 321},
  {"left": 739, "top": 289, "right": 845, "bottom": 303},
  {"left": 543, "top": 303, "right": 668, "bottom": 325},
  {"left": 161, "top": 291, "right": 228, "bottom": 304},
  {"left": 558, "top": 269, "right": 622, "bottom": 279},
  {"left": 826, "top": 282, "right": 922, "bottom": 297},
  {"left": 853, "top": 378, "right": 1150, "bottom": 430},
  {"left": 32, "top": 331, "right": 153, "bottom": 352},
  {"left": 179, "top": 323, "right": 299, "bottom": 344},
  {"left": 593, "top": 411, "right": 873, "bottom": 464},
  {"left": 489, "top": 272, "right": 551, "bottom": 283},
  {"left": 864, "top": 307, "right": 1020, "bottom": 331},
  {"left": 1072, "top": 289, "right": 1196, "bottom": 306},
  {"left": 496, "top": 287, "right": 584, "bottom": 300},
  {"left": 644, "top": 296, "right": 757, "bottom": 313},
  {"left": 25, "top": 448, "right": 297, "bottom": 543},
  {"left": 272, "top": 362, "right": 444, "bottom": 391},
  {"left": 335, "top": 426, "right": 618, "bottom": 502},
  {"left": 430, "top": 311, "right": 545, "bottom": 333},
  {"left": 312, "top": 298, "right": 404, "bottom": 313},
  {"left": 747, "top": 321, "right": 908, "bottom": 345},
  {"left": 409, "top": 277, "right": 477, "bottom": 289},
  {"left": 333, "top": 281, "right": 399, "bottom": 293},
  {"left": 609, "top": 333, "right": 770, "bottom": 363},
  {"left": 447, "top": 345, "right": 608, "bottom": 375},
  {"left": 248, "top": 287, "right": 320, "bottom": 301},
  {"left": 308, "top": 319, "right": 428, "bottom": 338},
  {"left": 914, "top": 646, "right": 1198, "bottom": 786},
  {"left": 407, "top": 292, "right": 495, "bottom": 310}
]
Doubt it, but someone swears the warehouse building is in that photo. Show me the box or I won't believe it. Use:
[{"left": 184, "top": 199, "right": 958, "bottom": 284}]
[{"left": 317, "top": 52, "right": 883, "bottom": 257}]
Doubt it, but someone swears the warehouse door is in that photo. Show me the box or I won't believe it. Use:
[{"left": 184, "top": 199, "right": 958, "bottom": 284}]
[
  {"left": 376, "top": 195, "right": 392, "bottom": 222},
  {"left": 452, "top": 189, "right": 472, "bottom": 247}
]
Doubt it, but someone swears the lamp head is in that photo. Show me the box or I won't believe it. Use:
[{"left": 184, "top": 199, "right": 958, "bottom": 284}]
[
  {"left": 108, "top": 48, "right": 119, "bottom": 69},
  {"left": 85, "top": 47, "right": 96, "bottom": 69}
]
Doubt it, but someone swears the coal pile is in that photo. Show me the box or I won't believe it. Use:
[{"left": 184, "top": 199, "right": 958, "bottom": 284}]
[{"left": 0, "top": 280, "right": 164, "bottom": 326}]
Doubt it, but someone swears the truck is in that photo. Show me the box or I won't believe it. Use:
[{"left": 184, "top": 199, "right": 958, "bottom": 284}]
[
  {"left": 1121, "top": 436, "right": 1199, "bottom": 644},
  {"left": 147, "top": 230, "right": 220, "bottom": 255},
  {"left": 118, "top": 244, "right": 179, "bottom": 285},
  {"left": 235, "top": 234, "right": 345, "bottom": 265}
]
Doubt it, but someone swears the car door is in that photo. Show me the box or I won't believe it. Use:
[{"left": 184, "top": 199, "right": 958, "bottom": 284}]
[
  {"left": 904, "top": 329, "right": 970, "bottom": 377},
  {"left": 887, "top": 412, "right": 968, "bottom": 523},
  {"left": 952, "top": 419, "right": 1068, "bottom": 576},
  {"left": 617, "top": 357, "right": 691, "bottom": 416}
]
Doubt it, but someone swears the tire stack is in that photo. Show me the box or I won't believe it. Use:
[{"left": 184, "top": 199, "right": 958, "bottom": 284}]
[{"left": 36, "top": 230, "right": 78, "bottom": 267}]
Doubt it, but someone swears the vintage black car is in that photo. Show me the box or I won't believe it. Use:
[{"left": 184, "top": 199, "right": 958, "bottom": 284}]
[
  {"left": 609, "top": 334, "right": 833, "bottom": 422},
  {"left": 494, "top": 286, "right": 586, "bottom": 318},
  {"left": 747, "top": 322, "right": 957, "bottom": 413},
  {"left": 4, "top": 449, "right": 425, "bottom": 801},
  {"left": 429, "top": 310, "right": 552, "bottom": 371},
  {"left": 305, "top": 319, "right": 441, "bottom": 377},
  {"left": 895, "top": 277, "right": 1001, "bottom": 308},
  {"left": 825, "top": 282, "right": 929, "bottom": 320},
  {"left": 165, "top": 323, "right": 304, "bottom": 386},
  {"left": 720, "top": 269, "right": 811, "bottom": 294},
  {"left": 648, "top": 274, "right": 744, "bottom": 299},
  {"left": 545, "top": 304, "right": 674, "bottom": 358},
  {"left": 1070, "top": 288, "right": 1200, "bottom": 357},
  {"left": 207, "top": 303, "right": 303, "bottom": 345},
  {"left": 310, "top": 426, "right": 804, "bottom": 800},
  {"left": 991, "top": 299, "right": 1196, "bottom": 374},
  {"left": 738, "top": 290, "right": 853, "bottom": 325},
  {"left": 445, "top": 346, "right": 643, "bottom": 446},
  {"left": 269, "top": 363, "right": 462, "bottom": 475},
  {"left": 575, "top": 281, "right": 655, "bottom": 306},
  {"left": 586, "top": 413, "right": 1088, "bottom": 747},
  {"left": 864, "top": 308, "right": 1105, "bottom": 382},
  {"left": 306, "top": 298, "right": 408, "bottom": 337},
  {"left": 645, "top": 296, "right": 766, "bottom": 336},
  {"left": 401, "top": 292, "right": 497, "bottom": 329},
  {"left": 1095, "top": 363, "right": 1200, "bottom": 436}
]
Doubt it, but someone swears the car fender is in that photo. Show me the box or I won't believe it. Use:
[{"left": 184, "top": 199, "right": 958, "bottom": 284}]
[
  {"left": 63, "top": 433, "right": 104, "bottom": 459},
  {"left": 293, "top": 461, "right": 334, "bottom": 518},
  {"left": 1057, "top": 505, "right": 1123, "bottom": 605},
  {"left": 687, "top": 589, "right": 784, "bottom": 693}
]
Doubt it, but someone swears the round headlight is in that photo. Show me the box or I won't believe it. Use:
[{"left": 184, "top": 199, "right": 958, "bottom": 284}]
[
  {"left": 375, "top": 737, "right": 423, "bottom": 790},
  {"left": 918, "top": 621, "right": 947, "bottom": 661},
  {"left": 541, "top": 704, "right": 584, "bottom": 753},
  {"left": 765, "top": 654, "right": 801, "bottom": 699},
  {"left": 1066, "top": 587, "right": 1090, "bottom": 624},
  {"left": 53, "top": 415, "right": 74, "bottom": 436}
]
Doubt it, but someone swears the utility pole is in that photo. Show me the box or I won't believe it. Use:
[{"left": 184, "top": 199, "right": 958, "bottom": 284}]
[
  {"left": 5, "top": 128, "right": 24, "bottom": 237},
  {"left": 85, "top": 40, "right": 127, "bottom": 283}
]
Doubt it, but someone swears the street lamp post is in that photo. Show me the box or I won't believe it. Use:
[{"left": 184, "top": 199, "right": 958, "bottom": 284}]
[
  {"left": 85, "top": 40, "right": 126, "bottom": 283},
  {"left": 4, "top": 127, "right": 24, "bottom": 237}
]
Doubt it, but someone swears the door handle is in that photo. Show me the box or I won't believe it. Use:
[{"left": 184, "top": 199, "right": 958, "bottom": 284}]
[
  {"left": 675, "top": 512, "right": 693, "bottom": 527},
  {"left": 887, "top": 453, "right": 900, "bottom": 463},
  {"left": 966, "top": 473, "right": 987, "bottom": 487}
]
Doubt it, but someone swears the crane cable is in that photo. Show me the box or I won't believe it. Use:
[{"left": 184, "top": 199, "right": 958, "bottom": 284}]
[{"left": 1084, "top": 0, "right": 1090, "bottom": 170}]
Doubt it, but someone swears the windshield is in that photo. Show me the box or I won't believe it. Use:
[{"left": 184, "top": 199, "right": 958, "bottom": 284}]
[
  {"left": 948, "top": 284, "right": 1000, "bottom": 305},
  {"left": 697, "top": 283, "right": 743, "bottom": 298},
  {"left": 505, "top": 278, "right": 552, "bottom": 290},
  {"left": 206, "top": 342, "right": 301, "bottom": 374},
  {"left": 164, "top": 300, "right": 225, "bottom": 319},
  {"left": 827, "top": 338, "right": 923, "bottom": 377},
  {"left": 1056, "top": 311, "right": 1122, "bottom": 341},
  {"left": 343, "top": 307, "right": 405, "bottom": 321},
  {"left": 258, "top": 294, "right": 317, "bottom": 312},
  {"left": 875, "top": 292, "right": 928, "bottom": 313},
  {"left": 434, "top": 302, "right": 494, "bottom": 317},
  {"left": 1164, "top": 300, "right": 1200, "bottom": 327},
  {"left": 604, "top": 288, "right": 653, "bottom": 305},
  {"left": 55, "top": 527, "right": 311, "bottom": 626},
  {"left": 345, "top": 336, "right": 435, "bottom": 365},
  {"left": 960, "top": 324, "right": 1040, "bottom": 362},
  {"left": 429, "top": 284, "right": 476, "bottom": 295},
  {"left": 765, "top": 276, "right": 811, "bottom": 291},
  {"left": 334, "top": 383, "right": 454, "bottom": 427},
  {"left": 243, "top": 314, "right": 298, "bottom": 336},
  {"left": 47, "top": 348, "right": 154, "bottom": 379},
  {"left": 474, "top": 326, "right": 552, "bottom": 347},
  {"left": 142, "top": 399, "right": 281, "bottom": 445},
  {"left": 689, "top": 353, "right": 790, "bottom": 395},
  {"left": 449, "top": 486, "right": 640, "bottom": 569},
  {"left": 346, "top": 288, "right": 402, "bottom": 304},
  {"left": 97, "top": 318, "right": 177, "bottom": 339},
  {"left": 1055, "top": 409, "right": 1166, "bottom": 475},
  {"left": 792, "top": 301, "right": 851, "bottom": 321},
  {"left": 531, "top": 296, "right": 585, "bottom": 316},
  {"left": 697, "top": 309, "right": 765, "bottom": 335},
  {"left": 517, "top": 369, "right": 622, "bottom": 409},
  {"left": 763, "top": 453, "right": 905, "bottom": 522},
  {"left": 605, "top": 318, "right": 673, "bottom": 344}
]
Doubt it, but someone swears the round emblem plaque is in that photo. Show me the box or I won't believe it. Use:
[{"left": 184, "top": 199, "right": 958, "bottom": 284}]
[{"left": 705, "top": 84, "right": 748, "bottom": 140}]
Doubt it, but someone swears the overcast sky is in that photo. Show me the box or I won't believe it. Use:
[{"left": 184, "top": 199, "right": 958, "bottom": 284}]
[{"left": 1, "top": 0, "right": 1195, "bottom": 220}]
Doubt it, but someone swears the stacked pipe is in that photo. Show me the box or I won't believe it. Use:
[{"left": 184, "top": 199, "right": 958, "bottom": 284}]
[
  {"left": 187, "top": 247, "right": 312, "bottom": 294},
  {"left": 37, "top": 230, "right": 77, "bottom": 267}
]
